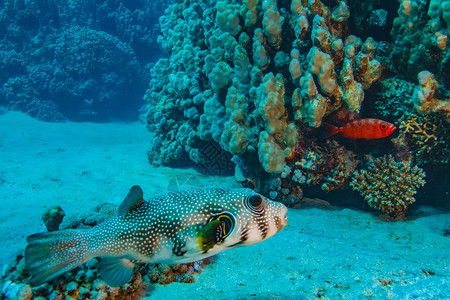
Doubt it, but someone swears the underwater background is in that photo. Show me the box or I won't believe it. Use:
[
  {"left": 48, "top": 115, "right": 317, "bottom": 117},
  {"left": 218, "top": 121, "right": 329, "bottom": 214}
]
[{"left": 0, "top": 0, "right": 449, "bottom": 299}]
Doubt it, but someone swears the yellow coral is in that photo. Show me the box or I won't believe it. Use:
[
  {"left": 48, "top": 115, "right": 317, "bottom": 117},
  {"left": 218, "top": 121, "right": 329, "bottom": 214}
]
[
  {"left": 399, "top": 114, "right": 449, "bottom": 164},
  {"left": 350, "top": 155, "right": 425, "bottom": 220}
]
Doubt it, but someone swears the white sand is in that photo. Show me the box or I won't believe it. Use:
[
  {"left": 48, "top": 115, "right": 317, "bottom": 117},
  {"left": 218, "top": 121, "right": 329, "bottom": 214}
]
[{"left": 0, "top": 111, "right": 449, "bottom": 299}]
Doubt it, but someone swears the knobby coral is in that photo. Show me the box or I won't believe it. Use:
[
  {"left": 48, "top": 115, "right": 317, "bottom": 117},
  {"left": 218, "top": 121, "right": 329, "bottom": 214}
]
[
  {"left": 146, "top": 0, "right": 384, "bottom": 174},
  {"left": 390, "top": 0, "right": 449, "bottom": 88},
  {"left": 350, "top": 155, "right": 426, "bottom": 220},
  {"left": 412, "top": 71, "right": 450, "bottom": 117}
]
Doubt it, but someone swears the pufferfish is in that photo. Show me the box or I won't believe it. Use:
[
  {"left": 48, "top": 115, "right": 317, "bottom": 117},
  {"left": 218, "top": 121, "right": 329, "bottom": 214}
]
[{"left": 25, "top": 186, "right": 288, "bottom": 286}]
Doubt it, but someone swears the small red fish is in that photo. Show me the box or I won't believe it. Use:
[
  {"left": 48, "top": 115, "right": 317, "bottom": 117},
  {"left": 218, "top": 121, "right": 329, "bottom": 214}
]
[{"left": 325, "top": 118, "right": 396, "bottom": 139}]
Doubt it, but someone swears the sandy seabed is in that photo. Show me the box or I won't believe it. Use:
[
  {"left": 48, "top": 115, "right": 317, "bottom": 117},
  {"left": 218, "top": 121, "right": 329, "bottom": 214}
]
[{"left": 0, "top": 111, "right": 449, "bottom": 299}]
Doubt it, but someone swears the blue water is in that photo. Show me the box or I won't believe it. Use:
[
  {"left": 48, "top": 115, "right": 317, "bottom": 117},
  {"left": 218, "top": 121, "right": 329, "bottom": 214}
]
[{"left": 1, "top": 0, "right": 449, "bottom": 299}]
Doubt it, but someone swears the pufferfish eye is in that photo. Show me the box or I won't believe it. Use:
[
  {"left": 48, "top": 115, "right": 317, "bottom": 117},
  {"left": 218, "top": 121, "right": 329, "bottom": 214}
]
[
  {"left": 245, "top": 194, "right": 265, "bottom": 214},
  {"left": 249, "top": 195, "right": 262, "bottom": 206}
]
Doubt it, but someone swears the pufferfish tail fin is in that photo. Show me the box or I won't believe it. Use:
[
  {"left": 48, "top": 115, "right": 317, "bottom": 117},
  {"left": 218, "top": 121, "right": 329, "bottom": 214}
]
[{"left": 25, "top": 229, "right": 91, "bottom": 286}]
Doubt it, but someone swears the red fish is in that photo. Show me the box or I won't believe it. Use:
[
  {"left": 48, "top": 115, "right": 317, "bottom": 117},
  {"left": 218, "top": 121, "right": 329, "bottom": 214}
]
[{"left": 325, "top": 118, "right": 396, "bottom": 139}]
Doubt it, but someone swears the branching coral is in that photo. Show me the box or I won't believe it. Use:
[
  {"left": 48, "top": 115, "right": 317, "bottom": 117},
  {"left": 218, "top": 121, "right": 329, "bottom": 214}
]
[
  {"left": 374, "top": 77, "right": 416, "bottom": 119},
  {"left": 350, "top": 155, "right": 426, "bottom": 220},
  {"left": 398, "top": 114, "right": 450, "bottom": 165},
  {"left": 375, "top": 71, "right": 449, "bottom": 165}
]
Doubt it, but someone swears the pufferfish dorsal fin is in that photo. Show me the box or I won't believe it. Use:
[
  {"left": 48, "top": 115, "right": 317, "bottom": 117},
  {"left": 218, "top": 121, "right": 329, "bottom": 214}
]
[
  {"left": 118, "top": 185, "right": 144, "bottom": 216},
  {"left": 197, "top": 213, "right": 235, "bottom": 252}
]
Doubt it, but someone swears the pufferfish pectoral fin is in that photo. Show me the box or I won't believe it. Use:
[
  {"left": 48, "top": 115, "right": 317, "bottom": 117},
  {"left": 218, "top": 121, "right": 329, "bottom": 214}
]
[
  {"left": 118, "top": 185, "right": 144, "bottom": 216},
  {"left": 196, "top": 213, "right": 235, "bottom": 253},
  {"left": 98, "top": 257, "right": 135, "bottom": 287}
]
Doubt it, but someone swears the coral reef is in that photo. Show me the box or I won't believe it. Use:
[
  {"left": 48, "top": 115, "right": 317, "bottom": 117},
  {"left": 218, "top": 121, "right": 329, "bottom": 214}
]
[
  {"left": 347, "top": 1, "right": 397, "bottom": 41},
  {"left": 2, "top": 255, "right": 149, "bottom": 300},
  {"left": 373, "top": 77, "right": 416, "bottom": 119},
  {"left": 235, "top": 135, "right": 358, "bottom": 207},
  {"left": 1, "top": 280, "right": 32, "bottom": 300},
  {"left": 145, "top": 259, "right": 211, "bottom": 285},
  {"left": 0, "top": 0, "right": 171, "bottom": 121},
  {"left": 398, "top": 114, "right": 450, "bottom": 165},
  {"left": 375, "top": 70, "right": 449, "bottom": 166},
  {"left": 145, "top": 0, "right": 450, "bottom": 210},
  {"left": 390, "top": 0, "right": 450, "bottom": 89},
  {"left": 1, "top": 203, "right": 209, "bottom": 299},
  {"left": 350, "top": 155, "right": 426, "bottom": 220},
  {"left": 145, "top": 0, "right": 384, "bottom": 174},
  {"left": 412, "top": 70, "right": 450, "bottom": 118},
  {"left": 285, "top": 139, "right": 358, "bottom": 192}
]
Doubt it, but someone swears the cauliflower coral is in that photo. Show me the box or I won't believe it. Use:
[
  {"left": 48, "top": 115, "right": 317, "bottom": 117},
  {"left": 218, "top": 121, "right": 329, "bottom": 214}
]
[{"left": 350, "top": 155, "right": 425, "bottom": 220}]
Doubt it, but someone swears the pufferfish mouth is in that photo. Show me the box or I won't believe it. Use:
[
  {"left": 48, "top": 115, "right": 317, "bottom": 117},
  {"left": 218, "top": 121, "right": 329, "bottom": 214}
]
[
  {"left": 275, "top": 213, "right": 288, "bottom": 232},
  {"left": 281, "top": 214, "right": 288, "bottom": 227}
]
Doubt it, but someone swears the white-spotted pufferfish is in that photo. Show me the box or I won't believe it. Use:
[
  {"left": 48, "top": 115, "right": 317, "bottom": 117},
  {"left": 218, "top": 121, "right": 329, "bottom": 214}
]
[{"left": 26, "top": 186, "right": 288, "bottom": 286}]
